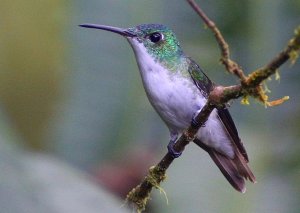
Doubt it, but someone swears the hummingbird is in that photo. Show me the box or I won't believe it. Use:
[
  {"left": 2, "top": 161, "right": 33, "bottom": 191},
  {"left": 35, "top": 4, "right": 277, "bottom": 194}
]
[{"left": 80, "top": 23, "right": 256, "bottom": 193}]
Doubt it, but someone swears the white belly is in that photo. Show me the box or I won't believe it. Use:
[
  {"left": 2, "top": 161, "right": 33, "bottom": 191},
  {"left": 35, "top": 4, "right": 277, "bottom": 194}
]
[{"left": 140, "top": 62, "right": 204, "bottom": 133}]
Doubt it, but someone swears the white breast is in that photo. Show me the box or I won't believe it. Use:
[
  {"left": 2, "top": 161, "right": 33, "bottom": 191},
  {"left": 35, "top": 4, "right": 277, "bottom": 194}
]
[{"left": 128, "top": 39, "right": 205, "bottom": 132}]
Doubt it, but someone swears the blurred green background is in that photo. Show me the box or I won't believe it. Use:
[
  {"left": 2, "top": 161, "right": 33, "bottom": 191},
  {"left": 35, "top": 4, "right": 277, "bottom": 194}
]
[{"left": 0, "top": 0, "right": 299, "bottom": 212}]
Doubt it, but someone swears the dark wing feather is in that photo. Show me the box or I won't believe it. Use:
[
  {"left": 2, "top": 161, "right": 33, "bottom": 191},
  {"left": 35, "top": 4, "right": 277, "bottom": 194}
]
[
  {"left": 187, "top": 57, "right": 249, "bottom": 162},
  {"left": 187, "top": 58, "right": 213, "bottom": 97},
  {"left": 217, "top": 108, "right": 249, "bottom": 162},
  {"left": 188, "top": 58, "right": 256, "bottom": 192},
  {"left": 194, "top": 139, "right": 247, "bottom": 192}
]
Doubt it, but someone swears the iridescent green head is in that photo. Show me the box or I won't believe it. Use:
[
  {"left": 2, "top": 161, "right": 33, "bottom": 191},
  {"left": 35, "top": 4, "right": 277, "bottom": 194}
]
[
  {"left": 127, "top": 24, "right": 183, "bottom": 62},
  {"left": 79, "top": 23, "right": 184, "bottom": 68}
]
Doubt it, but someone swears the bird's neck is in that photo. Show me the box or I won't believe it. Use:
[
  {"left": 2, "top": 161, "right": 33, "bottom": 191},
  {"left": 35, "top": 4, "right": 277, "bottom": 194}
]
[{"left": 128, "top": 39, "right": 189, "bottom": 76}]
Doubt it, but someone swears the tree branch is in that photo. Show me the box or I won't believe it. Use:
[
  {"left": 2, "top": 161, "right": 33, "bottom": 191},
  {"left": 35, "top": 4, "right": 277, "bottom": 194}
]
[
  {"left": 187, "top": 0, "right": 247, "bottom": 81},
  {"left": 126, "top": 1, "right": 300, "bottom": 212}
]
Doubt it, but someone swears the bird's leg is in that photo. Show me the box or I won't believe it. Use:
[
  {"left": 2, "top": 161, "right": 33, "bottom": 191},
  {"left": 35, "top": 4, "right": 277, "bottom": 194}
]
[
  {"left": 191, "top": 109, "right": 206, "bottom": 128},
  {"left": 167, "top": 132, "right": 181, "bottom": 158}
]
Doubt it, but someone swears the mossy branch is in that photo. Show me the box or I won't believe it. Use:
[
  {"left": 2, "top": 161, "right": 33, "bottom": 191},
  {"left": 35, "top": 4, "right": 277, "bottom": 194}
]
[{"left": 126, "top": 1, "right": 300, "bottom": 212}]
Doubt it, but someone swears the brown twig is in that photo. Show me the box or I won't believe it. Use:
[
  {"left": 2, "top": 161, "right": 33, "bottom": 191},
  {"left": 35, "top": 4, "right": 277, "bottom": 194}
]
[
  {"left": 126, "top": 1, "right": 300, "bottom": 212},
  {"left": 187, "top": 0, "right": 247, "bottom": 81}
]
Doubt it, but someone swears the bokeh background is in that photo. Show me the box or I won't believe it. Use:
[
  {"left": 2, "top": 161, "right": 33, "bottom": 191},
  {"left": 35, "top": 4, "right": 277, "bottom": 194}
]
[{"left": 0, "top": 0, "right": 299, "bottom": 212}]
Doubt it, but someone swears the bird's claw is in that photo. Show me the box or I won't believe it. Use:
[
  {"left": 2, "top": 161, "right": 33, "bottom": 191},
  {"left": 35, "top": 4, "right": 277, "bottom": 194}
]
[
  {"left": 191, "top": 116, "right": 206, "bottom": 128},
  {"left": 167, "top": 140, "right": 182, "bottom": 158}
]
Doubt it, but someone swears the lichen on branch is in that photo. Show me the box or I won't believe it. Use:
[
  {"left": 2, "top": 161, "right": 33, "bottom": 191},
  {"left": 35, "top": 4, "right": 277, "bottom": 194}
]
[{"left": 244, "top": 25, "right": 300, "bottom": 106}]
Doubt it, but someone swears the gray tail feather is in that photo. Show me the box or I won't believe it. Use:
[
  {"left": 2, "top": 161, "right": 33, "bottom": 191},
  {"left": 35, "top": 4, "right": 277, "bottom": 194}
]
[{"left": 194, "top": 139, "right": 256, "bottom": 193}]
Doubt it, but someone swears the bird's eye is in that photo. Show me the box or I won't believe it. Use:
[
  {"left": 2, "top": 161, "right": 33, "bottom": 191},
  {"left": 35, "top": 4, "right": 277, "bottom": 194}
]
[{"left": 148, "top": 32, "right": 163, "bottom": 43}]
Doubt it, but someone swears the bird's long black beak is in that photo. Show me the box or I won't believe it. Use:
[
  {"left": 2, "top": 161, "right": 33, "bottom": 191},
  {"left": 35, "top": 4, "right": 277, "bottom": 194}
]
[{"left": 79, "top": 23, "right": 136, "bottom": 37}]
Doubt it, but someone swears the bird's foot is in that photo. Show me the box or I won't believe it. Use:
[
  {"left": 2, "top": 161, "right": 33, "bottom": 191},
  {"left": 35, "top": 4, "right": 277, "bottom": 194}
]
[
  {"left": 167, "top": 138, "right": 182, "bottom": 158},
  {"left": 167, "top": 133, "right": 182, "bottom": 158},
  {"left": 191, "top": 114, "right": 206, "bottom": 128},
  {"left": 168, "top": 134, "right": 182, "bottom": 158}
]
